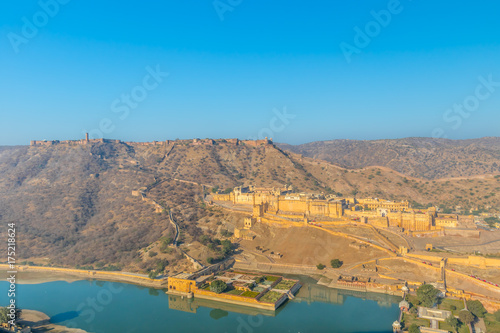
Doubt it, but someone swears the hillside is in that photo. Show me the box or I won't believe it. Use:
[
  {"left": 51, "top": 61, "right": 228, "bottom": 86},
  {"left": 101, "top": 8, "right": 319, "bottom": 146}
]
[
  {"left": 278, "top": 137, "right": 500, "bottom": 180},
  {"left": 0, "top": 140, "right": 331, "bottom": 271},
  {"left": 1, "top": 139, "right": 499, "bottom": 272}
]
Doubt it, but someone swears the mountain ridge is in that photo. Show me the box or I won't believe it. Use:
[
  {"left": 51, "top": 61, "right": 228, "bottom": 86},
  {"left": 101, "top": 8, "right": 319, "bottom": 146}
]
[
  {"left": 277, "top": 136, "right": 500, "bottom": 180},
  {"left": 1, "top": 138, "right": 500, "bottom": 271}
]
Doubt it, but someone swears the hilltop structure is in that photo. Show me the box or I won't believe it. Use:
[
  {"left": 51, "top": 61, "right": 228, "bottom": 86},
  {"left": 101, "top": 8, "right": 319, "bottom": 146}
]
[
  {"left": 30, "top": 134, "right": 273, "bottom": 147},
  {"left": 213, "top": 186, "right": 458, "bottom": 232}
]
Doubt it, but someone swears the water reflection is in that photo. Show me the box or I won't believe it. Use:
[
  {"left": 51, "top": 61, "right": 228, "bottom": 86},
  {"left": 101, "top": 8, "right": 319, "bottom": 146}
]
[
  {"left": 148, "top": 288, "right": 160, "bottom": 296},
  {"left": 167, "top": 278, "right": 399, "bottom": 318},
  {"left": 167, "top": 294, "right": 277, "bottom": 317},
  {"left": 209, "top": 308, "right": 229, "bottom": 320},
  {"left": 50, "top": 310, "right": 79, "bottom": 323},
  {"left": 294, "top": 282, "right": 399, "bottom": 309}
]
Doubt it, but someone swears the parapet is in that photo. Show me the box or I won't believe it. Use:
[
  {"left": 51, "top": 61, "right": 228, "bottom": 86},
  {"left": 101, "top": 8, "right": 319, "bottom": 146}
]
[
  {"left": 30, "top": 138, "right": 117, "bottom": 146},
  {"left": 240, "top": 138, "right": 273, "bottom": 147}
]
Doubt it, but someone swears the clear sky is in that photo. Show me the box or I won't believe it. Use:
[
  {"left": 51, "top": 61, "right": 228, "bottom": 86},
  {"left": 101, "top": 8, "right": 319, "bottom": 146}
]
[{"left": 1, "top": 0, "right": 500, "bottom": 145}]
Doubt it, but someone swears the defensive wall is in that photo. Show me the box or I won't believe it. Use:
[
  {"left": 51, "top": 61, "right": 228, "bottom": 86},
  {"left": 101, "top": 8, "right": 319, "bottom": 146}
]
[
  {"left": 376, "top": 256, "right": 500, "bottom": 299},
  {"left": 30, "top": 135, "right": 274, "bottom": 149},
  {"left": 356, "top": 198, "right": 409, "bottom": 210},
  {"left": 30, "top": 138, "right": 121, "bottom": 146},
  {"left": 406, "top": 254, "right": 500, "bottom": 269},
  {"left": 308, "top": 225, "right": 397, "bottom": 257},
  {"left": 444, "top": 228, "right": 480, "bottom": 238}
]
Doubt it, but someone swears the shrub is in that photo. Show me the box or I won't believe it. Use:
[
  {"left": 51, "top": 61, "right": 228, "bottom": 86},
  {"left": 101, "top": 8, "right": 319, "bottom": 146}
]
[
  {"left": 221, "top": 240, "right": 232, "bottom": 255},
  {"left": 446, "top": 314, "right": 459, "bottom": 332},
  {"left": 264, "top": 275, "right": 279, "bottom": 282},
  {"left": 416, "top": 284, "right": 440, "bottom": 307},
  {"left": 317, "top": 263, "right": 325, "bottom": 270},
  {"left": 259, "top": 291, "right": 283, "bottom": 303},
  {"left": 330, "top": 259, "right": 343, "bottom": 268},
  {"left": 210, "top": 280, "right": 227, "bottom": 294},
  {"left": 240, "top": 291, "right": 260, "bottom": 298},
  {"left": 408, "top": 324, "right": 419, "bottom": 333},
  {"left": 466, "top": 300, "right": 487, "bottom": 318},
  {"left": 459, "top": 310, "right": 474, "bottom": 325},
  {"left": 0, "top": 307, "right": 9, "bottom": 324},
  {"left": 494, "top": 310, "right": 500, "bottom": 322},
  {"left": 148, "top": 251, "right": 158, "bottom": 257}
]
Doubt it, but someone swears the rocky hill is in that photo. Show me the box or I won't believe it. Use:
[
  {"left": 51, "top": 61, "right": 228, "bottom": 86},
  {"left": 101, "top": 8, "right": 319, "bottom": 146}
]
[
  {"left": 1, "top": 139, "right": 499, "bottom": 271},
  {"left": 278, "top": 137, "right": 500, "bottom": 180}
]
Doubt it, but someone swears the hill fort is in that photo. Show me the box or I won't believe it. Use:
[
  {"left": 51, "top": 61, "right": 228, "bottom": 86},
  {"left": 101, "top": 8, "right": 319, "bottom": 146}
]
[
  {"left": 212, "top": 185, "right": 459, "bottom": 234},
  {"left": 30, "top": 133, "right": 274, "bottom": 147}
]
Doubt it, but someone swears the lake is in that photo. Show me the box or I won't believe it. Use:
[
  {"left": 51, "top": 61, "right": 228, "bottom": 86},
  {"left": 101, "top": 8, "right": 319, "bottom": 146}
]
[{"left": 0, "top": 278, "right": 400, "bottom": 332}]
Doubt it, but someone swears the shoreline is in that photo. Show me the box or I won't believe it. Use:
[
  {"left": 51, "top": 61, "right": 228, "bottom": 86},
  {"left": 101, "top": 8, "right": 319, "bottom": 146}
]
[
  {"left": 17, "top": 309, "right": 89, "bottom": 333},
  {"left": 4, "top": 262, "right": 500, "bottom": 312},
  {"left": 1, "top": 263, "right": 397, "bottom": 297},
  {"left": 0, "top": 264, "right": 167, "bottom": 289}
]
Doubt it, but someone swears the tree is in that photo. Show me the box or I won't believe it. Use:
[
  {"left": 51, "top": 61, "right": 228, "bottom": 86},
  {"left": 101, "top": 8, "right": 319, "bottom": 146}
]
[
  {"left": 446, "top": 314, "right": 459, "bottom": 332},
  {"left": 0, "top": 307, "right": 9, "bottom": 324},
  {"left": 494, "top": 310, "right": 500, "bottom": 322},
  {"left": 316, "top": 263, "right": 325, "bottom": 270},
  {"left": 148, "top": 270, "right": 158, "bottom": 279},
  {"left": 330, "top": 259, "right": 343, "bottom": 268},
  {"left": 416, "top": 284, "right": 440, "bottom": 307},
  {"left": 199, "top": 235, "right": 211, "bottom": 245},
  {"left": 155, "top": 258, "right": 169, "bottom": 272},
  {"left": 485, "top": 216, "right": 500, "bottom": 228},
  {"left": 466, "top": 300, "right": 487, "bottom": 318},
  {"left": 221, "top": 240, "right": 232, "bottom": 255},
  {"left": 459, "top": 310, "right": 474, "bottom": 325},
  {"left": 408, "top": 323, "right": 419, "bottom": 333},
  {"left": 210, "top": 280, "right": 227, "bottom": 294}
]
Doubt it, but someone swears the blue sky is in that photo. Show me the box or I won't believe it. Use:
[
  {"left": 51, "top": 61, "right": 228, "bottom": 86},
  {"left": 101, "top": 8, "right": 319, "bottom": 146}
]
[{"left": 1, "top": 0, "right": 500, "bottom": 145}]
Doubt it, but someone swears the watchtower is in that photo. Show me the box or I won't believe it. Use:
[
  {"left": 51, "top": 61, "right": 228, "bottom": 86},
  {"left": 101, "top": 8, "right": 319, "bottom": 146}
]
[
  {"left": 244, "top": 217, "right": 253, "bottom": 229},
  {"left": 392, "top": 321, "right": 401, "bottom": 333}
]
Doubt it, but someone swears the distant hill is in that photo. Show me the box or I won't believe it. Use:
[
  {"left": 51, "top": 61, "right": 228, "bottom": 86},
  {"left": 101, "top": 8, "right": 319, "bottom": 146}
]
[{"left": 277, "top": 137, "right": 500, "bottom": 180}]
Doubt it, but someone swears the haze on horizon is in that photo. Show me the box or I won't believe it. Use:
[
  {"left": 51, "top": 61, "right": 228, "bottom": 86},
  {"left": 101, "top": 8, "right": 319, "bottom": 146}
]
[{"left": 1, "top": 0, "right": 500, "bottom": 145}]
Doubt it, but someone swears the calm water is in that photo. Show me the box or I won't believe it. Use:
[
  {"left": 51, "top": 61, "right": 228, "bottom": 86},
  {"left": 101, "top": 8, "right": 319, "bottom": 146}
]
[{"left": 0, "top": 279, "right": 400, "bottom": 333}]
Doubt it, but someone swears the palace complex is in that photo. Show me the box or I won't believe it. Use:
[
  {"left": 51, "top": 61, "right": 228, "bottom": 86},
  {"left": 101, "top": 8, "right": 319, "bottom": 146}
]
[{"left": 212, "top": 186, "right": 458, "bottom": 232}]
